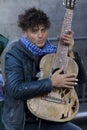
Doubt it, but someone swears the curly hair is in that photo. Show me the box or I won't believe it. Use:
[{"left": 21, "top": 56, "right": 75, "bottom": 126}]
[{"left": 18, "top": 7, "right": 51, "bottom": 31}]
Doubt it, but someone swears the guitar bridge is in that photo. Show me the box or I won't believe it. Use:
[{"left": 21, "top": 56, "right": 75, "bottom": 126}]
[{"left": 42, "top": 96, "right": 66, "bottom": 104}]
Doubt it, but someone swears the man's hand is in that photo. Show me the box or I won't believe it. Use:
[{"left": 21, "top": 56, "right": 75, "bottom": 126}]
[
  {"left": 51, "top": 66, "right": 78, "bottom": 88},
  {"left": 58, "top": 30, "right": 75, "bottom": 58}
]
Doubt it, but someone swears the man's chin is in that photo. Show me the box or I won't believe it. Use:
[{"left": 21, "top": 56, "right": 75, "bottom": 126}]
[{"left": 37, "top": 44, "right": 45, "bottom": 48}]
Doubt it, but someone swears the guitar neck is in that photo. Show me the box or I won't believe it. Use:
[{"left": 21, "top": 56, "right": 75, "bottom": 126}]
[
  {"left": 61, "top": 8, "right": 73, "bottom": 35},
  {"left": 53, "top": 8, "right": 73, "bottom": 73}
]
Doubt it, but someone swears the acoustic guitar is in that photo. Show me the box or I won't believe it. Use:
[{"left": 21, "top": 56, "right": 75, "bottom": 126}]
[{"left": 27, "top": 0, "right": 79, "bottom": 122}]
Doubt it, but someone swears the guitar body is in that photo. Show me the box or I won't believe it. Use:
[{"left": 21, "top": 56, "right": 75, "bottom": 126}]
[{"left": 27, "top": 54, "right": 79, "bottom": 122}]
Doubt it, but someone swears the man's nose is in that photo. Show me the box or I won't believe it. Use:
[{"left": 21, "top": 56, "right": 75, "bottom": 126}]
[{"left": 38, "top": 31, "right": 43, "bottom": 37}]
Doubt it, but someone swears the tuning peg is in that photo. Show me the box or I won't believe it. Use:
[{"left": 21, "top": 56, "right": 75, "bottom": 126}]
[
  {"left": 63, "top": 0, "right": 66, "bottom": 5},
  {"left": 71, "top": 0, "right": 76, "bottom": 8},
  {"left": 73, "top": 0, "right": 76, "bottom": 5}
]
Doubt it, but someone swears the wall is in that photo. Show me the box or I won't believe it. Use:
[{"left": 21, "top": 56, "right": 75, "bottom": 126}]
[
  {"left": 0, "top": 0, "right": 87, "bottom": 40},
  {"left": 0, "top": 0, "right": 87, "bottom": 71}
]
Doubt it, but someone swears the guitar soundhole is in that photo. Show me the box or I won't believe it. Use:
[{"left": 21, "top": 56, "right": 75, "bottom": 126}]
[
  {"left": 64, "top": 88, "right": 70, "bottom": 94},
  {"left": 61, "top": 113, "right": 68, "bottom": 119},
  {"left": 52, "top": 68, "right": 64, "bottom": 74},
  {"left": 59, "top": 89, "right": 61, "bottom": 93},
  {"left": 68, "top": 98, "right": 71, "bottom": 103},
  {"left": 72, "top": 100, "right": 77, "bottom": 111},
  {"left": 60, "top": 88, "right": 70, "bottom": 98},
  {"left": 61, "top": 93, "right": 64, "bottom": 98}
]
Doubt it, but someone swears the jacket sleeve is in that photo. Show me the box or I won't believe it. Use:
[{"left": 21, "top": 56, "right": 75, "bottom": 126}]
[
  {"left": 74, "top": 52, "right": 86, "bottom": 84},
  {"left": 4, "top": 52, "right": 53, "bottom": 100}
]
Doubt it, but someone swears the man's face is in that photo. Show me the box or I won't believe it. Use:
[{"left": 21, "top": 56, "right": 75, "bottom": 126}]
[{"left": 23, "top": 25, "right": 48, "bottom": 48}]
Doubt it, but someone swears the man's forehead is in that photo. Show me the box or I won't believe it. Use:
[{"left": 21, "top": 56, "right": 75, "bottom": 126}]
[{"left": 32, "top": 25, "right": 45, "bottom": 29}]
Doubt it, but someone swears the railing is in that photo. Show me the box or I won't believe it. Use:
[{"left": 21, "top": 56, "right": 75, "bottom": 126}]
[{"left": 48, "top": 36, "right": 87, "bottom": 41}]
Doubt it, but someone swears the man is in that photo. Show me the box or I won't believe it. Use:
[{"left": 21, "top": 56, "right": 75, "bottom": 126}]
[
  {"left": 2, "top": 7, "right": 85, "bottom": 130},
  {"left": 0, "top": 34, "right": 8, "bottom": 130}
]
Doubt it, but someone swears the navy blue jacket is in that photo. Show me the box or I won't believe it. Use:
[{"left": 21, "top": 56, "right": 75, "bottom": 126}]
[{"left": 2, "top": 40, "right": 85, "bottom": 130}]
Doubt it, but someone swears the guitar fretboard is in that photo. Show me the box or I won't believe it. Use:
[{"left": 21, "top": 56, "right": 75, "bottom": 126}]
[{"left": 53, "top": 9, "right": 73, "bottom": 73}]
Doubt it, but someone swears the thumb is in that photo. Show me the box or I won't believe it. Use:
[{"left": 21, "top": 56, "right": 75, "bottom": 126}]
[{"left": 57, "top": 66, "right": 64, "bottom": 74}]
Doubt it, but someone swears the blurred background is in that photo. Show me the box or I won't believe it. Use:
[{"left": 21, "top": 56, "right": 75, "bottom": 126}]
[{"left": 0, "top": 0, "right": 87, "bottom": 130}]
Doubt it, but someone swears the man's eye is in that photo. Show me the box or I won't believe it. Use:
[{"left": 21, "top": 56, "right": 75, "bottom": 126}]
[
  {"left": 42, "top": 28, "right": 47, "bottom": 33},
  {"left": 42, "top": 29, "right": 45, "bottom": 32},
  {"left": 32, "top": 29, "right": 38, "bottom": 32}
]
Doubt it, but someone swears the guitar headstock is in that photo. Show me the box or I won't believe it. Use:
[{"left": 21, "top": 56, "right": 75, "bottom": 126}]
[{"left": 63, "top": 0, "right": 76, "bottom": 9}]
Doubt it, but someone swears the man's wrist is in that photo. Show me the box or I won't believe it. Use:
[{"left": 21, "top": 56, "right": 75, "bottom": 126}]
[{"left": 68, "top": 51, "right": 75, "bottom": 58}]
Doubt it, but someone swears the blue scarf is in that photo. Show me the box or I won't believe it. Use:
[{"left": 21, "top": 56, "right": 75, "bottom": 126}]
[{"left": 21, "top": 37, "right": 57, "bottom": 56}]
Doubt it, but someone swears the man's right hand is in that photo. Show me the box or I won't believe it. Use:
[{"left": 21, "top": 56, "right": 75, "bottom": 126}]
[{"left": 51, "top": 66, "right": 78, "bottom": 89}]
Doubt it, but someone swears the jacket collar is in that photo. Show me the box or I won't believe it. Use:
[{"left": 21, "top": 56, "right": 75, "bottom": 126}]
[{"left": 15, "top": 40, "right": 36, "bottom": 60}]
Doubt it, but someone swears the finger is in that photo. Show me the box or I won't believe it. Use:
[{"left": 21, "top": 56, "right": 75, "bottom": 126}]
[
  {"left": 63, "top": 40, "right": 73, "bottom": 44},
  {"left": 65, "top": 81, "right": 78, "bottom": 86},
  {"left": 66, "top": 78, "right": 78, "bottom": 83},
  {"left": 65, "top": 30, "right": 74, "bottom": 35},
  {"left": 64, "top": 83, "right": 77, "bottom": 88},
  {"left": 63, "top": 32, "right": 74, "bottom": 40},
  {"left": 68, "top": 30, "right": 74, "bottom": 35},
  {"left": 65, "top": 73, "right": 77, "bottom": 78},
  {"left": 63, "top": 35, "right": 73, "bottom": 42},
  {"left": 62, "top": 84, "right": 74, "bottom": 89},
  {"left": 57, "top": 66, "right": 64, "bottom": 74}
]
